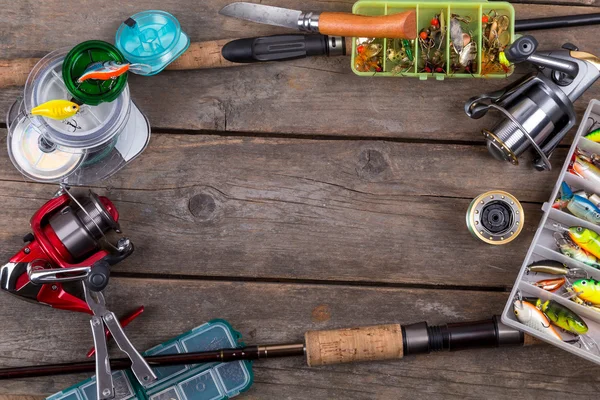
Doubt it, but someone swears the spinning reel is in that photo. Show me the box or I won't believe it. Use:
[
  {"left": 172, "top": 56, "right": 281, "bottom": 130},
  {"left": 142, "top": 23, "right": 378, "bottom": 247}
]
[
  {"left": 0, "top": 187, "right": 133, "bottom": 314},
  {"left": 466, "top": 35, "right": 600, "bottom": 170}
]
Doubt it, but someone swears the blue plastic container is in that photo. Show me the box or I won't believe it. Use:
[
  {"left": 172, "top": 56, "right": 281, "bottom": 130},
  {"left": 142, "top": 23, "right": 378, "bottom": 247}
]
[{"left": 115, "top": 10, "right": 190, "bottom": 76}]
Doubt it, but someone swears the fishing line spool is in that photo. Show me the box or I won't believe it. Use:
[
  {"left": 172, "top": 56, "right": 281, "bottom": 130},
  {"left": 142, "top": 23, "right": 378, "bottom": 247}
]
[
  {"left": 466, "top": 190, "right": 524, "bottom": 245},
  {"left": 465, "top": 35, "right": 600, "bottom": 171},
  {"left": 6, "top": 47, "right": 150, "bottom": 185}
]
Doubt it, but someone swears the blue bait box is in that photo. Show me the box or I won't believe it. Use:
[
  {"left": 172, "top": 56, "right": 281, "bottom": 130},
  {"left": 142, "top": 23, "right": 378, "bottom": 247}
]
[
  {"left": 502, "top": 100, "right": 600, "bottom": 367},
  {"left": 115, "top": 10, "right": 190, "bottom": 76},
  {"left": 47, "top": 319, "right": 253, "bottom": 400}
]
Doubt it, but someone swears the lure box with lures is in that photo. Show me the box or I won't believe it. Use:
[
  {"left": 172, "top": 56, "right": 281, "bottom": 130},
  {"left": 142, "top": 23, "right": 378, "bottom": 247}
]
[
  {"left": 351, "top": 0, "right": 514, "bottom": 79},
  {"left": 502, "top": 100, "right": 600, "bottom": 366},
  {"left": 47, "top": 319, "right": 254, "bottom": 400},
  {"left": 6, "top": 47, "right": 150, "bottom": 186}
]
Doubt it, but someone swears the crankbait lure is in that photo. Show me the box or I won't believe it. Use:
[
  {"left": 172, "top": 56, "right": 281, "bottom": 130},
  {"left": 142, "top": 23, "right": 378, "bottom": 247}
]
[
  {"left": 568, "top": 226, "right": 600, "bottom": 259},
  {"left": 527, "top": 259, "right": 573, "bottom": 276},
  {"left": 533, "top": 277, "right": 566, "bottom": 292},
  {"left": 77, "top": 61, "right": 151, "bottom": 83},
  {"left": 30, "top": 100, "right": 80, "bottom": 120},
  {"left": 555, "top": 232, "right": 600, "bottom": 269},
  {"left": 513, "top": 299, "right": 562, "bottom": 341},
  {"left": 572, "top": 279, "right": 600, "bottom": 304},
  {"left": 585, "top": 128, "right": 600, "bottom": 143},
  {"left": 553, "top": 182, "right": 600, "bottom": 224},
  {"left": 572, "top": 156, "right": 600, "bottom": 186},
  {"left": 532, "top": 298, "right": 588, "bottom": 335}
]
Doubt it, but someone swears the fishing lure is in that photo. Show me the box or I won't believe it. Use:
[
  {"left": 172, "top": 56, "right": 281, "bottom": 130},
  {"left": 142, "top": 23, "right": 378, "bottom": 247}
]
[
  {"left": 355, "top": 42, "right": 383, "bottom": 72},
  {"left": 30, "top": 100, "right": 80, "bottom": 120},
  {"left": 572, "top": 156, "right": 600, "bottom": 186},
  {"left": 585, "top": 128, "right": 600, "bottom": 143},
  {"left": 450, "top": 17, "right": 464, "bottom": 54},
  {"left": 527, "top": 259, "right": 571, "bottom": 276},
  {"left": 568, "top": 226, "right": 600, "bottom": 259},
  {"left": 531, "top": 298, "right": 588, "bottom": 335},
  {"left": 77, "top": 61, "right": 150, "bottom": 83},
  {"left": 553, "top": 182, "right": 600, "bottom": 224},
  {"left": 533, "top": 277, "right": 566, "bottom": 292},
  {"left": 513, "top": 299, "right": 562, "bottom": 341},
  {"left": 572, "top": 278, "right": 600, "bottom": 304},
  {"left": 555, "top": 232, "right": 600, "bottom": 268}
]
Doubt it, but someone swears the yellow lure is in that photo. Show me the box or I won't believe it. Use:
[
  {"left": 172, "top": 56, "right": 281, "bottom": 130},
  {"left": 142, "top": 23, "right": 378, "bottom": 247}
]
[{"left": 30, "top": 100, "right": 80, "bottom": 120}]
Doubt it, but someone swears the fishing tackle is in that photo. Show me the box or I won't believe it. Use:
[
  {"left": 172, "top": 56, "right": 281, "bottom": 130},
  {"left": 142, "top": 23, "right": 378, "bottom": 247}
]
[
  {"left": 529, "top": 298, "right": 588, "bottom": 334},
  {"left": 29, "top": 99, "right": 80, "bottom": 120},
  {"left": 533, "top": 277, "right": 566, "bottom": 292},
  {"left": 354, "top": 40, "right": 383, "bottom": 72},
  {"left": 567, "top": 226, "right": 600, "bottom": 259},
  {"left": 527, "top": 259, "right": 586, "bottom": 278},
  {"left": 586, "top": 128, "right": 600, "bottom": 143},
  {"left": 388, "top": 39, "right": 415, "bottom": 75},
  {"left": 513, "top": 298, "right": 562, "bottom": 341},
  {"left": 77, "top": 61, "right": 151, "bottom": 83},
  {"left": 466, "top": 191, "right": 523, "bottom": 245},
  {"left": 553, "top": 182, "right": 600, "bottom": 224},
  {"left": 572, "top": 155, "right": 600, "bottom": 186},
  {"left": 419, "top": 10, "right": 446, "bottom": 73},
  {"left": 554, "top": 232, "right": 600, "bottom": 268},
  {"left": 481, "top": 10, "right": 511, "bottom": 76},
  {"left": 466, "top": 35, "right": 600, "bottom": 170},
  {"left": 571, "top": 278, "right": 600, "bottom": 304}
]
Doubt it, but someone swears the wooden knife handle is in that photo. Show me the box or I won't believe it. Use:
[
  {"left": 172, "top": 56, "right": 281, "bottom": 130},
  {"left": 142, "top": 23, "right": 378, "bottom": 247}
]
[{"left": 319, "top": 10, "right": 416, "bottom": 39}]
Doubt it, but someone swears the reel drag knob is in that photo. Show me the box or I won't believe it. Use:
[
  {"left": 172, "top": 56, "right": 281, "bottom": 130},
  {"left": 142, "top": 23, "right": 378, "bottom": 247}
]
[{"left": 87, "top": 260, "right": 110, "bottom": 292}]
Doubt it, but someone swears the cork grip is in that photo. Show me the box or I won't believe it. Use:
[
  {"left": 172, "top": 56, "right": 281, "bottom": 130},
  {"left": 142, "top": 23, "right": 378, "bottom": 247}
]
[
  {"left": 319, "top": 10, "right": 417, "bottom": 39},
  {"left": 305, "top": 324, "right": 404, "bottom": 367}
]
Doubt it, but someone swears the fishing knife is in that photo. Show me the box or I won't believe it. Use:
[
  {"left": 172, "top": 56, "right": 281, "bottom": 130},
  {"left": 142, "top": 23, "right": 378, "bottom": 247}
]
[{"left": 219, "top": 2, "right": 417, "bottom": 39}]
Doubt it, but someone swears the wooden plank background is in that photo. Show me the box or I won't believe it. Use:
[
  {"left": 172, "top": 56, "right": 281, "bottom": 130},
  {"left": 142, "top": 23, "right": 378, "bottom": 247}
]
[{"left": 1, "top": 0, "right": 600, "bottom": 398}]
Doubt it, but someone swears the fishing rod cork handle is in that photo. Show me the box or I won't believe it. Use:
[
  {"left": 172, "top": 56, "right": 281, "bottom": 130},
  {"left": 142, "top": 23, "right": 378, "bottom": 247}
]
[{"left": 305, "top": 317, "right": 540, "bottom": 366}]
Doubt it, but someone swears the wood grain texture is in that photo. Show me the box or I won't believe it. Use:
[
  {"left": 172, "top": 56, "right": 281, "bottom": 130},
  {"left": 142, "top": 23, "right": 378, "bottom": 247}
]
[
  {"left": 1, "top": 2, "right": 600, "bottom": 139},
  {"left": 0, "top": 129, "right": 567, "bottom": 288},
  {"left": 0, "top": 278, "right": 598, "bottom": 398},
  {"left": 318, "top": 11, "right": 416, "bottom": 39}
]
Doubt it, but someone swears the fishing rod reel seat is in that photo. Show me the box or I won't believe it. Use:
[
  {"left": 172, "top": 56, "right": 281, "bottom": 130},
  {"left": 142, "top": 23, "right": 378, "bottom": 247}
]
[{"left": 465, "top": 35, "right": 600, "bottom": 170}]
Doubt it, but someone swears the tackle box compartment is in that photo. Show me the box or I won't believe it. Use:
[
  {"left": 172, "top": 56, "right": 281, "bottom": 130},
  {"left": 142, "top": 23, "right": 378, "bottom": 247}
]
[
  {"left": 47, "top": 319, "right": 253, "bottom": 400},
  {"left": 351, "top": 0, "right": 515, "bottom": 79},
  {"left": 501, "top": 99, "right": 600, "bottom": 367}
]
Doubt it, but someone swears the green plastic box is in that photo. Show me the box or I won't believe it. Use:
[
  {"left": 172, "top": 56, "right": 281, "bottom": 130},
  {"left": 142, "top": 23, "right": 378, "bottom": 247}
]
[{"left": 351, "top": 0, "right": 515, "bottom": 79}]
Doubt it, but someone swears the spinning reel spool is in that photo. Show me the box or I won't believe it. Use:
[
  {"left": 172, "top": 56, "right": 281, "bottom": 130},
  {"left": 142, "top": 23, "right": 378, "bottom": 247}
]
[
  {"left": 466, "top": 191, "right": 524, "bottom": 245},
  {"left": 466, "top": 35, "right": 600, "bottom": 170}
]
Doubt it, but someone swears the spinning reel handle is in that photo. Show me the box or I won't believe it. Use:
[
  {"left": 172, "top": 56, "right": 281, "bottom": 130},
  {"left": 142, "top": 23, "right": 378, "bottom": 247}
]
[{"left": 505, "top": 35, "right": 579, "bottom": 79}]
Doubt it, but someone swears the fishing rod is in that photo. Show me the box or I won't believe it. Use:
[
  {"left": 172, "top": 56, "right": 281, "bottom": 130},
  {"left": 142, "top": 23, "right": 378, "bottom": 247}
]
[
  {"left": 0, "top": 315, "right": 540, "bottom": 380},
  {"left": 2, "top": 12, "right": 600, "bottom": 89}
]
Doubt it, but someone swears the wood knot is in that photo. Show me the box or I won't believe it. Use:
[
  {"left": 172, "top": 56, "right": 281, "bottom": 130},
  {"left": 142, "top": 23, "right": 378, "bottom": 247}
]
[
  {"left": 356, "top": 149, "right": 389, "bottom": 179},
  {"left": 312, "top": 304, "right": 331, "bottom": 322},
  {"left": 188, "top": 193, "right": 217, "bottom": 221}
]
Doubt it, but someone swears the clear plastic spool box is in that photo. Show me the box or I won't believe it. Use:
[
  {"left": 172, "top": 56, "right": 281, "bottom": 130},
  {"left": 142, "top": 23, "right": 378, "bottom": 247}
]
[
  {"left": 502, "top": 99, "right": 600, "bottom": 366},
  {"left": 6, "top": 48, "right": 150, "bottom": 185}
]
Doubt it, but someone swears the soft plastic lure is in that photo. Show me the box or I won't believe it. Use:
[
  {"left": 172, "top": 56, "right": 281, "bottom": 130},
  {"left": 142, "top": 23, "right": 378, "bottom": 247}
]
[
  {"left": 533, "top": 277, "right": 566, "bottom": 292},
  {"left": 572, "top": 279, "right": 600, "bottom": 304},
  {"left": 30, "top": 99, "right": 80, "bottom": 120},
  {"left": 573, "top": 156, "right": 600, "bottom": 186},
  {"left": 531, "top": 298, "right": 588, "bottom": 335},
  {"left": 513, "top": 299, "right": 562, "bottom": 341},
  {"left": 77, "top": 61, "right": 150, "bottom": 83},
  {"left": 555, "top": 232, "right": 600, "bottom": 268},
  {"left": 554, "top": 182, "right": 600, "bottom": 225},
  {"left": 585, "top": 128, "right": 600, "bottom": 143},
  {"left": 569, "top": 226, "right": 600, "bottom": 259}
]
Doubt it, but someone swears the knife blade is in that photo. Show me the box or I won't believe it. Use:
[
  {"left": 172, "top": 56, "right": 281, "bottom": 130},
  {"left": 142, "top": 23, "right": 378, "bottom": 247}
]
[{"left": 219, "top": 2, "right": 416, "bottom": 39}]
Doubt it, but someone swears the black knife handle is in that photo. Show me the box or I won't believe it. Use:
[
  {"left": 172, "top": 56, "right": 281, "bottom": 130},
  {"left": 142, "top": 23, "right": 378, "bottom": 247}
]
[{"left": 221, "top": 34, "right": 346, "bottom": 63}]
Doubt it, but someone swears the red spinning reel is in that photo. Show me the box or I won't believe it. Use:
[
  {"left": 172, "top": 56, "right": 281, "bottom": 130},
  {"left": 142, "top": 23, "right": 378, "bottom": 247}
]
[{"left": 0, "top": 187, "right": 134, "bottom": 314}]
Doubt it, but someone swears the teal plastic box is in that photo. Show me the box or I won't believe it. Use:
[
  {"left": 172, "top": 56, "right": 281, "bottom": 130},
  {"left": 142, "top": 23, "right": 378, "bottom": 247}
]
[
  {"left": 47, "top": 320, "right": 253, "bottom": 400},
  {"left": 351, "top": 0, "right": 515, "bottom": 79}
]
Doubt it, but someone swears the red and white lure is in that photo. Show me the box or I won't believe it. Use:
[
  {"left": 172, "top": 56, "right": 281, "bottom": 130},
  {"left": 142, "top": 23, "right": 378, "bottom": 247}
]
[{"left": 77, "top": 61, "right": 151, "bottom": 83}]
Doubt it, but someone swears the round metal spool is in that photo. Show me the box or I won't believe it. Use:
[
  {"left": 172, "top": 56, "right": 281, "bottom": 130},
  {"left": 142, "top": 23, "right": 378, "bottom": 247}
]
[
  {"left": 62, "top": 40, "right": 128, "bottom": 105},
  {"left": 466, "top": 191, "right": 524, "bottom": 245}
]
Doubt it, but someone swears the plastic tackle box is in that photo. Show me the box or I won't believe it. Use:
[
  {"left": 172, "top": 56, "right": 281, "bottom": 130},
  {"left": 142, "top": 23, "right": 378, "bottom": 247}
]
[
  {"left": 351, "top": 0, "right": 514, "bottom": 79},
  {"left": 47, "top": 319, "right": 253, "bottom": 400},
  {"left": 502, "top": 100, "right": 600, "bottom": 366}
]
